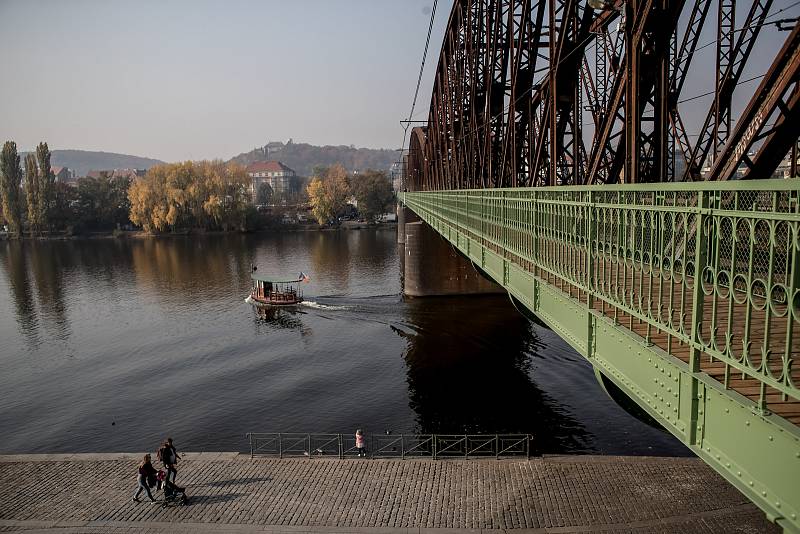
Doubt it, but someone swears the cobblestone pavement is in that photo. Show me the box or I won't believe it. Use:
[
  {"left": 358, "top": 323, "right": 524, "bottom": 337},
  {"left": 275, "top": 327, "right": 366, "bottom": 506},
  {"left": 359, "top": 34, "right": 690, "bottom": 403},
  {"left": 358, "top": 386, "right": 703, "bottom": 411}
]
[{"left": 0, "top": 453, "right": 777, "bottom": 533}]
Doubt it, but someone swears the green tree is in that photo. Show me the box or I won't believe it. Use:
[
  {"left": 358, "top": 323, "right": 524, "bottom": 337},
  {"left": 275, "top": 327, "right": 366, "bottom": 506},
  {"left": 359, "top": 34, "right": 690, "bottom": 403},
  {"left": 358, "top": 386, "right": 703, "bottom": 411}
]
[
  {"left": 350, "top": 169, "right": 394, "bottom": 222},
  {"left": 35, "top": 142, "right": 54, "bottom": 232},
  {"left": 0, "top": 141, "right": 23, "bottom": 237},
  {"left": 24, "top": 154, "right": 39, "bottom": 234},
  {"left": 256, "top": 181, "right": 273, "bottom": 205},
  {"left": 50, "top": 182, "right": 78, "bottom": 231}
]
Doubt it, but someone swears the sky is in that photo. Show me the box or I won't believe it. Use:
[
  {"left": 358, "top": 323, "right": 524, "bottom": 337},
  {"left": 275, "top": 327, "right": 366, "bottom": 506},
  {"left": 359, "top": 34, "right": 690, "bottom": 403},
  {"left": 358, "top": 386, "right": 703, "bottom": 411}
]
[
  {"left": 0, "top": 0, "right": 795, "bottom": 163},
  {"left": 0, "top": 0, "right": 452, "bottom": 161}
]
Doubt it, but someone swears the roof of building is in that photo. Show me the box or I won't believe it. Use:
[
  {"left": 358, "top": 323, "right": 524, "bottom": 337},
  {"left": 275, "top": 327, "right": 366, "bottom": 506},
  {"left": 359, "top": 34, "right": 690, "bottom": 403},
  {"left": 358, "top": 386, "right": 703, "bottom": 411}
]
[
  {"left": 51, "top": 166, "right": 65, "bottom": 175},
  {"left": 246, "top": 161, "right": 294, "bottom": 174}
]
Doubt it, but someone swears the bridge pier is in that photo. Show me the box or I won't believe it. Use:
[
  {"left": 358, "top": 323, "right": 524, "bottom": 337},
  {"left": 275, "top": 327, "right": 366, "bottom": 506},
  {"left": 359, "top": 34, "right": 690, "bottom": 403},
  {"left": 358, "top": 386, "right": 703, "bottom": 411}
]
[
  {"left": 396, "top": 205, "right": 419, "bottom": 245},
  {"left": 403, "top": 220, "right": 504, "bottom": 297}
]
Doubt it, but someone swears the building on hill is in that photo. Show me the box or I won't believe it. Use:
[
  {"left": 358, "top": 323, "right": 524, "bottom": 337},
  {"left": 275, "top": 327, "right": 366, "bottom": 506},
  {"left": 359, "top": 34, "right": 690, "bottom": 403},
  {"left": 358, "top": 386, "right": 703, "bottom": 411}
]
[
  {"left": 246, "top": 161, "right": 296, "bottom": 203},
  {"left": 51, "top": 166, "right": 77, "bottom": 185}
]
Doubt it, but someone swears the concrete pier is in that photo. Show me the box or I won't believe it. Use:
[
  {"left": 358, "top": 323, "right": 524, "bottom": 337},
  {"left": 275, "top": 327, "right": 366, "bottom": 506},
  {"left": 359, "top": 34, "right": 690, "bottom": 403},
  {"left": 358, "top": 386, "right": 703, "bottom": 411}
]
[
  {"left": 396, "top": 205, "right": 419, "bottom": 245},
  {"left": 403, "top": 221, "right": 504, "bottom": 297},
  {"left": 0, "top": 453, "right": 776, "bottom": 533}
]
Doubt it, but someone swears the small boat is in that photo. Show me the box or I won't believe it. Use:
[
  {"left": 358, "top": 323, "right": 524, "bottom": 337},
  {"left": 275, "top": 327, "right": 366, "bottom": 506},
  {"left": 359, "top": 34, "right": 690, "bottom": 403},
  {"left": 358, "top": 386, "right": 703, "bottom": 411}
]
[{"left": 248, "top": 272, "right": 306, "bottom": 307}]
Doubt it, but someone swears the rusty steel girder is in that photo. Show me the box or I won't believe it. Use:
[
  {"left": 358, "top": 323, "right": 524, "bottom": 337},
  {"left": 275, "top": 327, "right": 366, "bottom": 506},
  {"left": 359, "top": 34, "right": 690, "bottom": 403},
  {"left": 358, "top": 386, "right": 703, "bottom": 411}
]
[{"left": 406, "top": 0, "right": 799, "bottom": 190}]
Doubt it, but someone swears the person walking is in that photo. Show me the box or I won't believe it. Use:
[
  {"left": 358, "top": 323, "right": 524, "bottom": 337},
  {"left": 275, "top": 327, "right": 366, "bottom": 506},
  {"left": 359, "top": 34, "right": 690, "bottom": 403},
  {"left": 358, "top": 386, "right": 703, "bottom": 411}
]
[
  {"left": 355, "top": 429, "right": 366, "bottom": 458},
  {"left": 158, "top": 437, "right": 181, "bottom": 483},
  {"left": 132, "top": 454, "right": 158, "bottom": 503}
]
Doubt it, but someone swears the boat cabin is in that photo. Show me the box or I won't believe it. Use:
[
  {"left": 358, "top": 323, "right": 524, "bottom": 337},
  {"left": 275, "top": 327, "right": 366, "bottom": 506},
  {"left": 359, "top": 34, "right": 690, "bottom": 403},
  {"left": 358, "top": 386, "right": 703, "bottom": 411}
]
[{"left": 250, "top": 273, "right": 303, "bottom": 306}]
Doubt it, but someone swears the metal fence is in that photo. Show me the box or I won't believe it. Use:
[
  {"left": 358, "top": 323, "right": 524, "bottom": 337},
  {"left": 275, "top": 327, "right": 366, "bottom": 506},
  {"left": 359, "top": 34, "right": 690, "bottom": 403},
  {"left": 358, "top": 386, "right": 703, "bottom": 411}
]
[{"left": 246, "top": 433, "right": 532, "bottom": 460}]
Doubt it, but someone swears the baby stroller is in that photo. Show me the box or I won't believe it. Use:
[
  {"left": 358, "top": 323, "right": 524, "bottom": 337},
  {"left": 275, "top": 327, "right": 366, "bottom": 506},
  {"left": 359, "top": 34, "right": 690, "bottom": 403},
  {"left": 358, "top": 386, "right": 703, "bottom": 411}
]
[{"left": 156, "top": 470, "right": 189, "bottom": 506}]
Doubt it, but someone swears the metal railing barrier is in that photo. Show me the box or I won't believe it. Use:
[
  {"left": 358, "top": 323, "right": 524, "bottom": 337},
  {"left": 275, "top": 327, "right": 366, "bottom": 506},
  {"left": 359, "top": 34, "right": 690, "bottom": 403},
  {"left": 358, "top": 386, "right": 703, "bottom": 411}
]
[{"left": 245, "top": 433, "right": 533, "bottom": 460}]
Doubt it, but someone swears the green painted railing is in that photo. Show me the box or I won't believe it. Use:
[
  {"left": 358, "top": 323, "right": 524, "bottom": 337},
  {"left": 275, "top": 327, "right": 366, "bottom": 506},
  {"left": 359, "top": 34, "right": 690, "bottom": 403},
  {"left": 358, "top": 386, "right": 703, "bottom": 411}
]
[
  {"left": 405, "top": 181, "right": 800, "bottom": 404},
  {"left": 402, "top": 180, "right": 800, "bottom": 533}
]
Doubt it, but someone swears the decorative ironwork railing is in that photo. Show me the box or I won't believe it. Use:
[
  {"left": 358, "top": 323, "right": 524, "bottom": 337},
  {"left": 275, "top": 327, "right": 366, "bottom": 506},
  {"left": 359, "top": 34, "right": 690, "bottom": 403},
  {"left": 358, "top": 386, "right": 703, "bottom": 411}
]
[
  {"left": 245, "top": 433, "right": 532, "bottom": 460},
  {"left": 403, "top": 180, "right": 800, "bottom": 406}
]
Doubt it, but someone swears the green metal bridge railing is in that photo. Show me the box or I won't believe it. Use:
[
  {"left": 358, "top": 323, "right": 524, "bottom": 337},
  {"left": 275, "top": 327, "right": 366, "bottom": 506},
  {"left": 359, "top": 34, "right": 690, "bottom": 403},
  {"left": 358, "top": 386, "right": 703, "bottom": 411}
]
[{"left": 402, "top": 179, "right": 800, "bottom": 533}]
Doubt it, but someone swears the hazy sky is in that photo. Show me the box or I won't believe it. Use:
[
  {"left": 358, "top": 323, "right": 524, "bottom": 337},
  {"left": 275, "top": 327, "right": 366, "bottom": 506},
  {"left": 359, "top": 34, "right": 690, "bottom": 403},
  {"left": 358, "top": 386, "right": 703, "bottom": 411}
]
[
  {"left": 0, "top": 0, "right": 451, "bottom": 161},
  {"left": 0, "top": 0, "right": 795, "bottom": 163}
]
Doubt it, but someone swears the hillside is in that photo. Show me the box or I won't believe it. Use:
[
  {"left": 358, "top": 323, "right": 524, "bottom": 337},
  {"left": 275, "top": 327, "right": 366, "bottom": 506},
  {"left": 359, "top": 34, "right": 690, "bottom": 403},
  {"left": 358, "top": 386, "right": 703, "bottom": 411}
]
[
  {"left": 40, "top": 150, "right": 164, "bottom": 176},
  {"left": 228, "top": 140, "right": 397, "bottom": 176}
]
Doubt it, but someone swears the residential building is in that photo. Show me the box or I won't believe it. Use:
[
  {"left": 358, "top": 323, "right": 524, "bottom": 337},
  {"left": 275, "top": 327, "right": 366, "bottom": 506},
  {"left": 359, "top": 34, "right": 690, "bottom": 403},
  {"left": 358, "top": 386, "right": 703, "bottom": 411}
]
[
  {"left": 48, "top": 166, "right": 79, "bottom": 186},
  {"left": 246, "top": 161, "right": 296, "bottom": 203}
]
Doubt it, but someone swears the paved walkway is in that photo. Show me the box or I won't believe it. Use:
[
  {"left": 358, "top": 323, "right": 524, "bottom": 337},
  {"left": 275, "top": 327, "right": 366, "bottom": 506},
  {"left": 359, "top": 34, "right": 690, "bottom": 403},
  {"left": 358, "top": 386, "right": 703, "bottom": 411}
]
[{"left": 0, "top": 453, "right": 776, "bottom": 533}]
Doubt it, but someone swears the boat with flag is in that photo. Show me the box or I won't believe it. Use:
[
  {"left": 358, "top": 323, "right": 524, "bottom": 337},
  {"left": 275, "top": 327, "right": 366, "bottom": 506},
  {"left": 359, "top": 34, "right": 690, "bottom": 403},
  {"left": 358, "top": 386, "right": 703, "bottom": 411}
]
[{"left": 247, "top": 269, "right": 309, "bottom": 307}]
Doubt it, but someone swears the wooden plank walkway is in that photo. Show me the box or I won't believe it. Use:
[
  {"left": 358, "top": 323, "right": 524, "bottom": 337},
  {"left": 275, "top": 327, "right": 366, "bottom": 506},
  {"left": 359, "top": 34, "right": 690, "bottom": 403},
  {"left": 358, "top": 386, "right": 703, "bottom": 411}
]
[{"left": 0, "top": 453, "right": 777, "bottom": 533}]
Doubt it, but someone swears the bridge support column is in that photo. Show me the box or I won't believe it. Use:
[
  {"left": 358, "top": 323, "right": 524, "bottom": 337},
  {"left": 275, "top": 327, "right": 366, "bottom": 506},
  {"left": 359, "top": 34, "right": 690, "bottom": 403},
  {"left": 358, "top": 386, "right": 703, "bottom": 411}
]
[
  {"left": 396, "top": 205, "right": 419, "bottom": 245},
  {"left": 403, "top": 221, "right": 504, "bottom": 297}
]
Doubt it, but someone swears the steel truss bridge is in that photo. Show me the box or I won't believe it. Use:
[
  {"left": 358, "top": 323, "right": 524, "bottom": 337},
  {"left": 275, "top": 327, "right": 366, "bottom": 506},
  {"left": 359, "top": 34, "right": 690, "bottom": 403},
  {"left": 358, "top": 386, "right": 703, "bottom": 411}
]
[{"left": 401, "top": 0, "right": 800, "bottom": 531}]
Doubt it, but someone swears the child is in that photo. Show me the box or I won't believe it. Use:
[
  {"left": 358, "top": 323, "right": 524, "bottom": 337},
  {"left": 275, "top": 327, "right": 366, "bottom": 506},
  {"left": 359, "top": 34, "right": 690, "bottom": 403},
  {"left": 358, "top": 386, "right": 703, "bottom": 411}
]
[{"left": 355, "top": 429, "right": 366, "bottom": 458}]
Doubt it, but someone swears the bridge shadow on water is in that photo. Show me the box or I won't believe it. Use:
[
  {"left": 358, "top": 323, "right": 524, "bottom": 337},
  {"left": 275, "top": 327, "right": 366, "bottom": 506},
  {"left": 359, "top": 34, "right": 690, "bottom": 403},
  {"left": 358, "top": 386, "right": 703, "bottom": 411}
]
[{"left": 396, "top": 295, "right": 591, "bottom": 455}]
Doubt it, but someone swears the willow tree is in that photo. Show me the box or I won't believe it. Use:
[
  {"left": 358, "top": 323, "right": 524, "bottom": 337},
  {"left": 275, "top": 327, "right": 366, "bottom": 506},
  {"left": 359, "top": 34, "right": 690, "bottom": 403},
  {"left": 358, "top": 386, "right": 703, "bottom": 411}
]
[
  {"left": 35, "top": 142, "right": 54, "bottom": 232},
  {"left": 128, "top": 161, "right": 252, "bottom": 232},
  {"left": 0, "top": 141, "right": 23, "bottom": 237},
  {"left": 25, "top": 154, "right": 39, "bottom": 234}
]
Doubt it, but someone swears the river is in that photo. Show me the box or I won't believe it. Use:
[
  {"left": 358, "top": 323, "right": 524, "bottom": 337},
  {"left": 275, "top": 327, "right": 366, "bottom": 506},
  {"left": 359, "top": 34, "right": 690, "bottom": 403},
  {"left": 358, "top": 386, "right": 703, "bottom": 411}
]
[{"left": 0, "top": 229, "right": 688, "bottom": 456}]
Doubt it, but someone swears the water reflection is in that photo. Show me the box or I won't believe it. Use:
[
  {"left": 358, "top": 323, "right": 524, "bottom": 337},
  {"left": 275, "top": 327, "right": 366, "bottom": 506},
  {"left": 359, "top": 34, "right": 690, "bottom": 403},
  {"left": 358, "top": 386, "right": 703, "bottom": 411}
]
[
  {"left": 1, "top": 242, "right": 40, "bottom": 348},
  {"left": 253, "top": 305, "right": 307, "bottom": 332},
  {"left": 399, "top": 295, "right": 591, "bottom": 454},
  {"left": 28, "top": 242, "right": 71, "bottom": 340},
  {"left": 310, "top": 232, "right": 351, "bottom": 291}
]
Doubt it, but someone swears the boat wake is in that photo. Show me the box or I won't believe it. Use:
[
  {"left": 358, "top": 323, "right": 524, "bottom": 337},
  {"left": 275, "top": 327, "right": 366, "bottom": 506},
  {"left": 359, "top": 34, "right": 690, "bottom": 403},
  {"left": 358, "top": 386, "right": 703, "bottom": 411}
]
[{"left": 300, "top": 300, "right": 349, "bottom": 311}]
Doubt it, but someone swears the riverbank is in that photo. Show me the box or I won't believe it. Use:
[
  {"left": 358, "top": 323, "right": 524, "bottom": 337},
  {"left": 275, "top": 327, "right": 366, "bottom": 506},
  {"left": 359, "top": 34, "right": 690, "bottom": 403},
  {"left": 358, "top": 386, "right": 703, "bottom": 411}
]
[
  {"left": 0, "top": 222, "right": 398, "bottom": 241},
  {"left": 0, "top": 453, "right": 776, "bottom": 533}
]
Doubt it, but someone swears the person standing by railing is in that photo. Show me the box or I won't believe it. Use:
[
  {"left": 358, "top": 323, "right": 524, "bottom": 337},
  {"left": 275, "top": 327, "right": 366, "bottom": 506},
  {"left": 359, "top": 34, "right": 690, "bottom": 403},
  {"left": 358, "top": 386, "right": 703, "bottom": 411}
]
[{"left": 355, "top": 429, "right": 366, "bottom": 457}]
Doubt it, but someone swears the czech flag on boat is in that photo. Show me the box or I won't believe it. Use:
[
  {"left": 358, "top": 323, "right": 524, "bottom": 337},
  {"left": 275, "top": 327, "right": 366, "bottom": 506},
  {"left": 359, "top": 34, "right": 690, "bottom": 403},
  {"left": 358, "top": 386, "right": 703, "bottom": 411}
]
[{"left": 299, "top": 272, "right": 310, "bottom": 283}]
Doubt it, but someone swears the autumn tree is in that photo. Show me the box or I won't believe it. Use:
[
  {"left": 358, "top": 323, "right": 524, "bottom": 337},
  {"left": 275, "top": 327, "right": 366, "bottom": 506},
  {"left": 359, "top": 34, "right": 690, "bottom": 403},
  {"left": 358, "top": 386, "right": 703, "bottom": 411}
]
[
  {"left": 25, "top": 154, "right": 39, "bottom": 234},
  {"left": 0, "top": 141, "right": 23, "bottom": 237},
  {"left": 35, "top": 142, "right": 54, "bottom": 232},
  {"left": 350, "top": 169, "right": 394, "bottom": 222},
  {"left": 306, "top": 164, "right": 350, "bottom": 224},
  {"left": 128, "top": 161, "right": 252, "bottom": 233}
]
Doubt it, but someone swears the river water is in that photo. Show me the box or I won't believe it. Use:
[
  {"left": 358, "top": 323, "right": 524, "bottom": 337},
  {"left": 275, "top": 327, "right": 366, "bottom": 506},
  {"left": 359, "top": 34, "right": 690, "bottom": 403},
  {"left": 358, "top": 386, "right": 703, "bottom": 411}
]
[{"left": 0, "top": 229, "right": 688, "bottom": 456}]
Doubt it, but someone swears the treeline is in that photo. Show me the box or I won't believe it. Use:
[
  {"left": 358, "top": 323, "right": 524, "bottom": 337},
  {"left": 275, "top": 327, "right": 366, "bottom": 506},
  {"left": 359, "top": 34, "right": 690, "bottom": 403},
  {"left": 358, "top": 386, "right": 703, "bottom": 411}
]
[
  {"left": 0, "top": 139, "right": 395, "bottom": 237},
  {"left": 0, "top": 140, "right": 135, "bottom": 236},
  {"left": 307, "top": 164, "right": 394, "bottom": 224},
  {"left": 230, "top": 140, "right": 397, "bottom": 176},
  {"left": 128, "top": 160, "right": 254, "bottom": 232}
]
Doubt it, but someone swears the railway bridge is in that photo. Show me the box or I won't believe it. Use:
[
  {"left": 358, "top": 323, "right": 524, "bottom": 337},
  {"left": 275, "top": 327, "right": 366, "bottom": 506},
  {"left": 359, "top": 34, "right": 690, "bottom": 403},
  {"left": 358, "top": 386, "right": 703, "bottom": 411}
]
[{"left": 399, "top": 0, "right": 800, "bottom": 531}]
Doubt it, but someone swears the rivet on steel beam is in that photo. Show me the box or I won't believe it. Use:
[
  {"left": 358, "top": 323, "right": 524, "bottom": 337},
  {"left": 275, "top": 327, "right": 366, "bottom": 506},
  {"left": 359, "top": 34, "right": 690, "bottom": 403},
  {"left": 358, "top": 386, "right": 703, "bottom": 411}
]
[
  {"left": 725, "top": 409, "right": 729, "bottom": 414},
  {"left": 737, "top": 471, "right": 741, "bottom": 477},
  {"left": 769, "top": 436, "right": 774, "bottom": 441}
]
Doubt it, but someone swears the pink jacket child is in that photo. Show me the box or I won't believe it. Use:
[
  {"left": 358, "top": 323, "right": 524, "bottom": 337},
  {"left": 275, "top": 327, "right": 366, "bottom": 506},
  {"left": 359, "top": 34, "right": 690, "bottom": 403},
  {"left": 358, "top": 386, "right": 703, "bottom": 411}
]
[{"left": 355, "top": 429, "right": 366, "bottom": 457}]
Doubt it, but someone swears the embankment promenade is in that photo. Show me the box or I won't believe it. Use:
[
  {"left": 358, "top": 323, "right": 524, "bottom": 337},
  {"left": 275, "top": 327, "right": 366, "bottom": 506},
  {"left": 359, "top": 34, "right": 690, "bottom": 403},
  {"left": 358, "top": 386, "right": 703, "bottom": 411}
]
[{"left": 0, "top": 453, "right": 776, "bottom": 533}]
